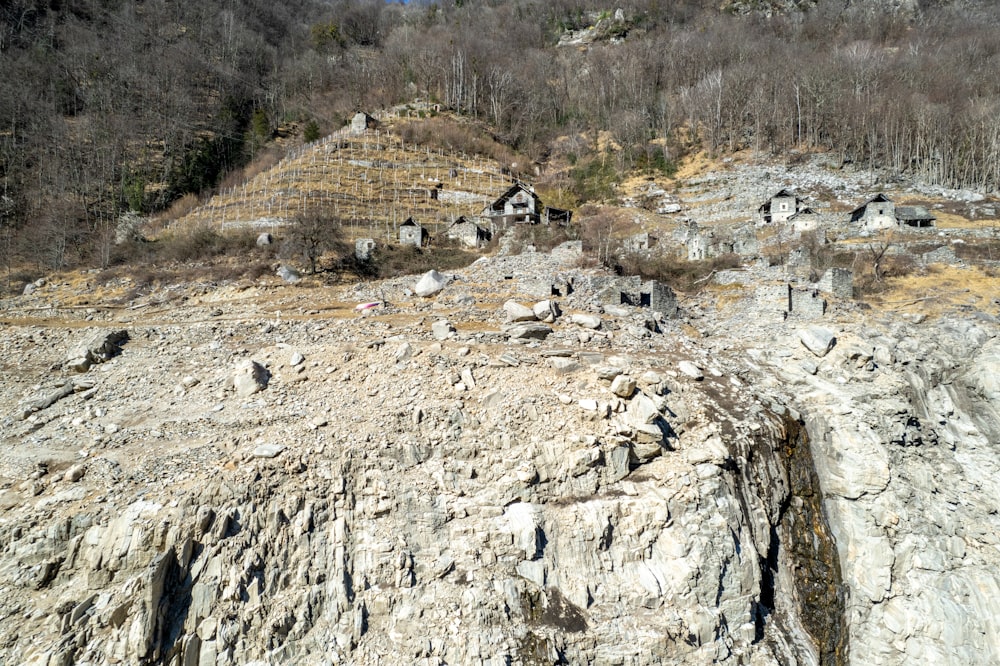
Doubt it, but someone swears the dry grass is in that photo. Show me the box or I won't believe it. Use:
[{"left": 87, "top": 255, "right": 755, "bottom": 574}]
[
  {"left": 673, "top": 151, "right": 723, "bottom": 180},
  {"left": 932, "top": 210, "right": 997, "bottom": 230},
  {"left": 865, "top": 265, "right": 999, "bottom": 317},
  {"left": 706, "top": 282, "right": 747, "bottom": 310}
]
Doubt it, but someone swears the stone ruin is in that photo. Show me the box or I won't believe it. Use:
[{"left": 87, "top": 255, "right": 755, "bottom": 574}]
[
  {"left": 586, "top": 275, "right": 678, "bottom": 317},
  {"left": 756, "top": 283, "right": 826, "bottom": 321},
  {"left": 356, "top": 238, "right": 376, "bottom": 261},
  {"left": 818, "top": 268, "right": 853, "bottom": 299},
  {"left": 350, "top": 112, "right": 378, "bottom": 134}
]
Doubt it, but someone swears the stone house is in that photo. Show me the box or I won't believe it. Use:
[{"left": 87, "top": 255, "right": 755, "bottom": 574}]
[
  {"left": 399, "top": 218, "right": 429, "bottom": 247},
  {"left": 446, "top": 216, "right": 491, "bottom": 248},
  {"left": 484, "top": 183, "right": 572, "bottom": 226},
  {"left": 623, "top": 232, "right": 657, "bottom": 255},
  {"left": 788, "top": 207, "right": 822, "bottom": 233},
  {"left": 687, "top": 232, "right": 710, "bottom": 260},
  {"left": 759, "top": 189, "right": 806, "bottom": 224},
  {"left": 850, "top": 194, "right": 896, "bottom": 230},
  {"left": 350, "top": 112, "right": 378, "bottom": 134}
]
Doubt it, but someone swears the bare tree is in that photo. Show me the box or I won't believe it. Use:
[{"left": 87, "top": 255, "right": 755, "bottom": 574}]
[{"left": 282, "top": 212, "right": 344, "bottom": 275}]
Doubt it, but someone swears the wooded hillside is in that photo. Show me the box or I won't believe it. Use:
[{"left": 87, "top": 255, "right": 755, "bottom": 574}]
[{"left": 2, "top": 0, "right": 999, "bottom": 280}]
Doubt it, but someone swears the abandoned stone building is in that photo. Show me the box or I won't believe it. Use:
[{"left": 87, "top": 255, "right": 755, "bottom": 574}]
[
  {"left": 759, "top": 189, "right": 806, "bottom": 224},
  {"left": 350, "top": 112, "right": 378, "bottom": 134},
  {"left": 623, "top": 232, "right": 657, "bottom": 255},
  {"left": 818, "top": 268, "right": 854, "bottom": 299},
  {"left": 756, "top": 283, "right": 827, "bottom": 321},
  {"left": 850, "top": 194, "right": 896, "bottom": 230},
  {"left": 484, "top": 183, "right": 572, "bottom": 226},
  {"left": 355, "top": 238, "right": 376, "bottom": 261},
  {"left": 585, "top": 275, "right": 678, "bottom": 317},
  {"left": 850, "top": 194, "right": 937, "bottom": 229},
  {"left": 788, "top": 207, "right": 822, "bottom": 232},
  {"left": 399, "top": 218, "right": 429, "bottom": 247},
  {"left": 688, "top": 233, "right": 709, "bottom": 261},
  {"left": 446, "top": 217, "right": 491, "bottom": 248}
]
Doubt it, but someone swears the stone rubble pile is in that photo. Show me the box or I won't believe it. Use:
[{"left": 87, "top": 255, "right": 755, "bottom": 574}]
[{"left": 0, "top": 243, "right": 997, "bottom": 666}]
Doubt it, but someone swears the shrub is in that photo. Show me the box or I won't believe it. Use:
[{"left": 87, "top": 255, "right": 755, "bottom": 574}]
[
  {"left": 616, "top": 253, "right": 742, "bottom": 293},
  {"left": 366, "top": 244, "right": 478, "bottom": 278}
]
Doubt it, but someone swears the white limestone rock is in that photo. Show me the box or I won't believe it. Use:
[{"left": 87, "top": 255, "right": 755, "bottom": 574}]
[
  {"left": 799, "top": 326, "right": 837, "bottom": 357},
  {"left": 414, "top": 270, "right": 447, "bottom": 297},
  {"left": 504, "top": 300, "right": 536, "bottom": 322},
  {"left": 532, "top": 300, "right": 561, "bottom": 323},
  {"left": 678, "top": 361, "right": 704, "bottom": 380},
  {"left": 431, "top": 320, "right": 456, "bottom": 340},
  {"left": 610, "top": 375, "right": 636, "bottom": 398},
  {"left": 570, "top": 313, "right": 602, "bottom": 329},
  {"left": 233, "top": 359, "right": 269, "bottom": 397},
  {"left": 505, "top": 322, "right": 553, "bottom": 340}
]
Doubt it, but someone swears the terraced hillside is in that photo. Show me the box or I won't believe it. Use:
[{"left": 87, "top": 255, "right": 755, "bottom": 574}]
[{"left": 177, "top": 116, "right": 516, "bottom": 242}]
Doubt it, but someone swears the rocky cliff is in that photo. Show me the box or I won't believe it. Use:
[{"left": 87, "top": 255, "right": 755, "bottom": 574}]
[{"left": 0, "top": 245, "right": 997, "bottom": 665}]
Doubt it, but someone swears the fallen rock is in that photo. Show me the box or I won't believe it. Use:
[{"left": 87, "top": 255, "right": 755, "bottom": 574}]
[
  {"left": 233, "top": 360, "right": 269, "bottom": 397},
  {"left": 66, "top": 330, "right": 129, "bottom": 373},
  {"left": 277, "top": 265, "right": 301, "bottom": 283},
  {"left": 253, "top": 444, "right": 285, "bottom": 459},
  {"left": 431, "top": 320, "right": 456, "bottom": 340},
  {"left": 533, "top": 300, "right": 561, "bottom": 323},
  {"left": 799, "top": 327, "right": 837, "bottom": 357},
  {"left": 570, "top": 313, "right": 602, "bottom": 329},
  {"left": 610, "top": 374, "right": 636, "bottom": 398},
  {"left": 505, "top": 323, "right": 553, "bottom": 340},
  {"left": 414, "top": 270, "right": 447, "bottom": 297},
  {"left": 63, "top": 464, "right": 86, "bottom": 482},
  {"left": 504, "top": 300, "right": 537, "bottom": 322},
  {"left": 596, "top": 366, "right": 623, "bottom": 381},
  {"left": 678, "top": 361, "right": 704, "bottom": 380}
]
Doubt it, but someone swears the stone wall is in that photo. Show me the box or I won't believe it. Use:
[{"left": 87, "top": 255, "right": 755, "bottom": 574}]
[{"left": 818, "top": 268, "right": 853, "bottom": 299}]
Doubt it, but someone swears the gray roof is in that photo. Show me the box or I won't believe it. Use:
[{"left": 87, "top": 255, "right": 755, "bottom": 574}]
[{"left": 895, "top": 206, "right": 935, "bottom": 221}]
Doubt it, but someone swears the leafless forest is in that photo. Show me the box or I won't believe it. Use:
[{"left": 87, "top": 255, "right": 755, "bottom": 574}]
[{"left": 2, "top": 0, "right": 999, "bottom": 275}]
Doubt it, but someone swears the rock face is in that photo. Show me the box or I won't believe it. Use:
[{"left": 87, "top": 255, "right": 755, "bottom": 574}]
[{"left": 787, "top": 323, "right": 1000, "bottom": 665}]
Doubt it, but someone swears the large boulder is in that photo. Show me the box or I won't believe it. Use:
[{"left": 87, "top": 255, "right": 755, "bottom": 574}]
[
  {"left": 414, "top": 270, "right": 447, "bottom": 297},
  {"left": 277, "top": 265, "right": 301, "bottom": 283},
  {"left": 570, "top": 313, "right": 602, "bottom": 330},
  {"left": 532, "top": 300, "right": 561, "bottom": 323},
  {"left": 799, "top": 326, "right": 837, "bottom": 357},
  {"left": 431, "top": 319, "right": 456, "bottom": 340},
  {"left": 504, "top": 300, "right": 536, "bottom": 322},
  {"left": 233, "top": 360, "right": 269, "bottom": 397},
  {"left": 678, "top": 361, "right": 704, "bottom": 380},
  {"left": 66, "top": 330, "right": 129, "bottom": 373}
]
